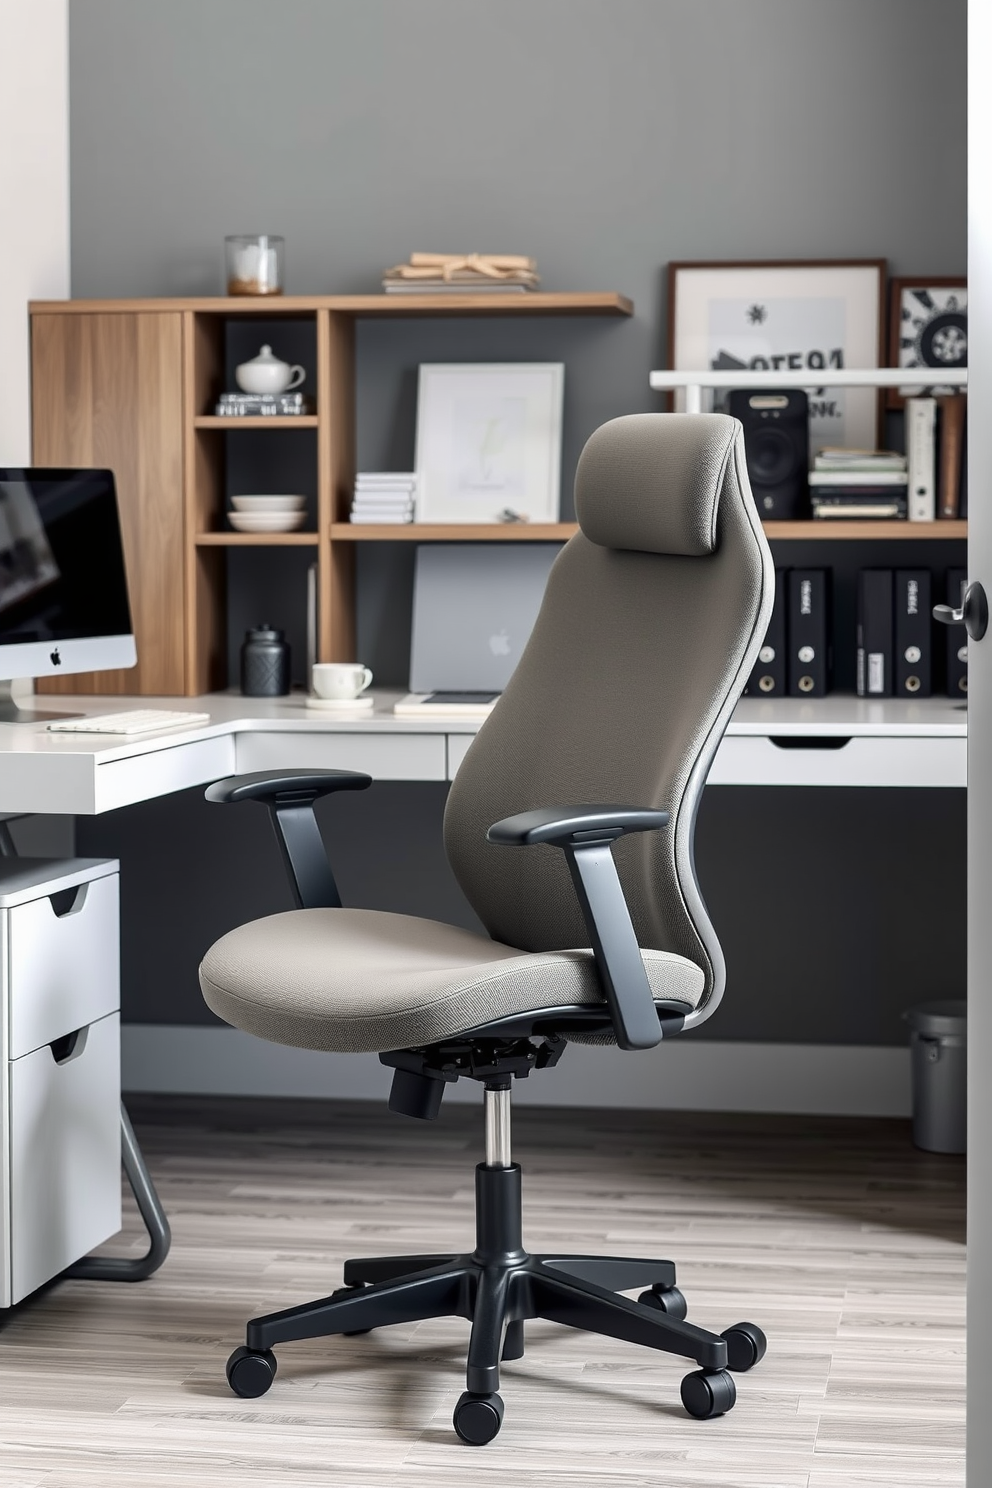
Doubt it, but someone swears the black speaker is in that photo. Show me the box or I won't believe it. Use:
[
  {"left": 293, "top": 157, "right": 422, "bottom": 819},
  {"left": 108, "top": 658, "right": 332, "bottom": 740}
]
[{"left": 728, "top": 389, "right": 809, "bottom": 519}]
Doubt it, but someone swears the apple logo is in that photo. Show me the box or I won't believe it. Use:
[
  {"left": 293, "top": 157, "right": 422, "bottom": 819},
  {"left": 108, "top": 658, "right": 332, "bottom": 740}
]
[
  {"left": 50, "top": 647, "right": 62, "bottom": 667},
  {"left": 488, "top": 630, "right": 511, "bottom": 657}
]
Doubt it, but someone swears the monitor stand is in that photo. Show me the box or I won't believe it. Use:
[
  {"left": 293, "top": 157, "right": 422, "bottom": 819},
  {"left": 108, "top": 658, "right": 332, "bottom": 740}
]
[{"left": 0, "top": 679, "right": 79, "bottom": 724}]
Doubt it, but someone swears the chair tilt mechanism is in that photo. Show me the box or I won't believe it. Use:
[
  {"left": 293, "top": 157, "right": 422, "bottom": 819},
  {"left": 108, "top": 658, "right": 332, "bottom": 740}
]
[{"left": 198, "top": 415, "right": 773, "bottom": 1446}]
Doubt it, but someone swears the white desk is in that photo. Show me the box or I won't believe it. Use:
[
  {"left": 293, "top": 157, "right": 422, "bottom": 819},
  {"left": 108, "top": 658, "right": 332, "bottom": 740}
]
[{"left": 0, "top": 691, "right": 966, "bottom": 817}]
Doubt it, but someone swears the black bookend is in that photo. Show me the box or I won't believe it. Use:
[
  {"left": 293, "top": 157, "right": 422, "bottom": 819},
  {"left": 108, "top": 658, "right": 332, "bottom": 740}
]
[
  {"left": 787, "top": 569, "right": 830, "bottom": 697},
  {"left": 946, "top": 568, "right": 969, "bottom": 698},
  {"left": 894, "top": 570, "right": 932, "bottom": 698},
  {"left": 745, "top": 568, "right": 787, "bottom": 697},
  {"left": 856, "top": 570, "right": 894, "bottom": 698}
]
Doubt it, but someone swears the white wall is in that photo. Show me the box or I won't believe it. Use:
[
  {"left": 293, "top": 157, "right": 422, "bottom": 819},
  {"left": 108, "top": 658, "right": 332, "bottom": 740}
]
[{"left": 0, "top": 0, "right": 69, "bottom": 463}]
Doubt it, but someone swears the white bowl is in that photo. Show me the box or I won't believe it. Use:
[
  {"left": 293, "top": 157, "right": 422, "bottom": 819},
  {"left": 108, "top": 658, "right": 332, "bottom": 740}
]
[
  {"left": 231, "top": 495, "right": 307, "bottom": 513},
  {"left": 228, "top": 511, "right": 308, "bottom": 533}
]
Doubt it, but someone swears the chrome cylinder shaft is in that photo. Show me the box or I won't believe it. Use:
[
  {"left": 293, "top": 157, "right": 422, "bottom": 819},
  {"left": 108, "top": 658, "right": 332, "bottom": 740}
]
[{"left": 484, "top": 1084, "right": 512, "bottom": 1168}]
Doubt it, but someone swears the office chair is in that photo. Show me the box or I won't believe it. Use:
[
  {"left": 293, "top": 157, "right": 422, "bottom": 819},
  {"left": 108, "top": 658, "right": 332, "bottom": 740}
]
[{"left": 199, "top": 412, "right": 774, "bottom": 1445}]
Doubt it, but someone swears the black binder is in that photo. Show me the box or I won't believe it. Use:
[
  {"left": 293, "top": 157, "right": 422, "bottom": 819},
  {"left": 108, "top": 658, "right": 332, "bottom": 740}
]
[
  {"left": 856, "top": 570, "right": 893, "bottom": 697},
  {"left": 946, "top": 567, "right": 968, "bottom": 698},
  {"left": 894, "top": 570, "right": 932, "bottom": 697},
  {"left": 788, "top": 569, "right": 830, "bottom": 696},
  {"left": 745, "top": 568, "right": 787, "bottom": 696}
]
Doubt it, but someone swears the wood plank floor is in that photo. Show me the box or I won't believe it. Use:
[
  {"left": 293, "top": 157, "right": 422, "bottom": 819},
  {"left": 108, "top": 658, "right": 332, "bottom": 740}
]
[{"left": 0, "top": 1096, "right": 964, "bottom": 1487}]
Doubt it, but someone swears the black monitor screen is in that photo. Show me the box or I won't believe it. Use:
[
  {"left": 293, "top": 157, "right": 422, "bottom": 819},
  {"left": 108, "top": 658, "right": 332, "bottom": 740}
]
[{"left": 0, "top": 469, "right": 133, "bottom": 643}]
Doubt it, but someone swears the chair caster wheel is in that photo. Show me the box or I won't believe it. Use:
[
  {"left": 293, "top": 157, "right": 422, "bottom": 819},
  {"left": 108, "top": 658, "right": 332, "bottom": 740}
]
[
  {"left": 226, "top": 1345, "right": 277, "bottom": 1398},
  {"left": 332, "top": 1283, "right": 373, "bottom": 1335},
  {"left": 638, "top": 1284, "right": 688, "bottom": 1321},
  {"left": 453, "top": 1390, "right": 504, "bottom": 1445},
  {"left": 721, "top": 1321, "right": 767, "bottom": 1371},
  {"left": 681, "top": 1367, "right": 737, "bottom": 1419}
]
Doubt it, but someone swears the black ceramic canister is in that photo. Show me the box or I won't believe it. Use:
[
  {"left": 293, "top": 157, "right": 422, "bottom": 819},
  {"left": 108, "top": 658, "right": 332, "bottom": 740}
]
[{"left": 240, "top": 624, "right": 291, "bottom": 696}]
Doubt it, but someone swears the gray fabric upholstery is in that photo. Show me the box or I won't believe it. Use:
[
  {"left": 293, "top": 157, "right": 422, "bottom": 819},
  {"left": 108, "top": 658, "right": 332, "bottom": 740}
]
[
  {"left": 199, "top": 413, "right": 772, "bottom": 1054},
  {"left": 574, "top": 413, "right": 731, "bottom": 556},
  {"left": 444, "top": 414, "right": 772, "bottom": 1013},
  {"left": 199, "top": 908, "right": 705, "bottom": 1053}
]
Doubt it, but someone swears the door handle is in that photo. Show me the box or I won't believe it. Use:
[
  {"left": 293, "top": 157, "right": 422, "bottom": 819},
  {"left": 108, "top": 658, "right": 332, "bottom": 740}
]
[{"left": 934, "top": 581, "right": 989, "bottom": 642}]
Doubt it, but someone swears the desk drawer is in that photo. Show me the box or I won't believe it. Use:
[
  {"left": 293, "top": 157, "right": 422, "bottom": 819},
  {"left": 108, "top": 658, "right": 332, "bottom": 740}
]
[
  {"left": 709, "top": 733, "right": 967, "bottom": 789},
  {"left": 7, "top": 872, "right": 119, "bottom": 1060},
  {"left": 236, "top": 731, "right": 446, "bottom": 781},
  {"left": 6, "top": 1011, "right": 121, "bottom": 1306}
]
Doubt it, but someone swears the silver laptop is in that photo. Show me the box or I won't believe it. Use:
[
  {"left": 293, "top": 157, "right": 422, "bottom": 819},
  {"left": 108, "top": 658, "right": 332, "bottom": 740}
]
[{"left": 407, "top": 543, "right": 562, "bottom": 703}]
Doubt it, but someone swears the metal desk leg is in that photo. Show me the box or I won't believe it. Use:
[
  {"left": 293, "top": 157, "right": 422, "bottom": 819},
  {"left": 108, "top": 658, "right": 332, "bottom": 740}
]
[{"left": 66, "top": 1102, "right": 171, "bottom": 1282}]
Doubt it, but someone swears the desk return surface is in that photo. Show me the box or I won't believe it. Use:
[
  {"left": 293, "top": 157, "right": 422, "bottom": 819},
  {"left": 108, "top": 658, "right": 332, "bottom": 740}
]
[{"left": 0, "top": 692, "right": 967, "bottom": 816}]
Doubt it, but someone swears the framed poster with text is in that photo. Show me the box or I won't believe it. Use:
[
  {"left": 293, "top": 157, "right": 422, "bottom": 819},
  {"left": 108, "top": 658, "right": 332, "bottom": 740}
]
[{"left": 667, "top": 260, "right": 886, "bottom": 452}]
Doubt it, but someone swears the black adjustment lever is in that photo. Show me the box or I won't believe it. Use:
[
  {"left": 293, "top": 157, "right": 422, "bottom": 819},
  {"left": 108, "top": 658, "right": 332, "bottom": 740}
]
[{"left": 934, "top": 582, "right": 989, "bottom": 642}]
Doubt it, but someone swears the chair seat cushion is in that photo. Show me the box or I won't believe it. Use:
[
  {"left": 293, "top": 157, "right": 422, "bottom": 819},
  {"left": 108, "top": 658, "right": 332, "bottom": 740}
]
[{"left": 199, "top": 908, "right": 705, "bottom": 1054}]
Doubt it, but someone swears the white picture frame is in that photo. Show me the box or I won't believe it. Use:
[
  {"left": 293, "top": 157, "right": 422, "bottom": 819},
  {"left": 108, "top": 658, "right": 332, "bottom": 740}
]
[
  {"left": 414, "top": 363, "right": 564, "bottom": 524},
  {"left": 668, "top": 260, "right": 885, "bottom": 452}
]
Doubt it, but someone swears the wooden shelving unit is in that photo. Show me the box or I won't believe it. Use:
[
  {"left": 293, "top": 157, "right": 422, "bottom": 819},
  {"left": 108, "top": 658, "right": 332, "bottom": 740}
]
[
  {"left": 29, "top": 293, "right": 633, "bottom": 695},
  {"left": 29, "top": 294, "right": 966, "bottom": 696}
]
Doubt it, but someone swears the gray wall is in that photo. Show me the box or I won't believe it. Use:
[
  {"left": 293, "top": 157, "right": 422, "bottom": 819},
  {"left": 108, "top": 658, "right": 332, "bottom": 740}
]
[{"left": 67, "top": 0, "right": 968, "bottom": 1043}]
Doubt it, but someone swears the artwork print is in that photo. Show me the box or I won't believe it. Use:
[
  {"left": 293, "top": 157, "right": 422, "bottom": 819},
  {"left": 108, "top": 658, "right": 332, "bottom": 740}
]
[{"left": 668, "top": 263, "right": 884, "bottom": 452}]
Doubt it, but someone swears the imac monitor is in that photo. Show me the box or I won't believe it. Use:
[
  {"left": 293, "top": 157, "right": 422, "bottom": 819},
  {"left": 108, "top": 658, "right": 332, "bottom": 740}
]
[{"left": 0, "top": 469, "right": 136, "bottom": 717}]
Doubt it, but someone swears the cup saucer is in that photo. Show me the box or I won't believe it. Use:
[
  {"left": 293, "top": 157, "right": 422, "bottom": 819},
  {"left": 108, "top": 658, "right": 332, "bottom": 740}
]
[{"left": 304, "top": 694, "right": 375, "bottom": 712}]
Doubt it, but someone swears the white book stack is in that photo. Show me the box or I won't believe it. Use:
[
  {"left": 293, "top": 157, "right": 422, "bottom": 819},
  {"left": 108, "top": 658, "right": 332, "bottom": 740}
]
[{"left": 350, "top": 473, "right": 418, "bottom": 524}]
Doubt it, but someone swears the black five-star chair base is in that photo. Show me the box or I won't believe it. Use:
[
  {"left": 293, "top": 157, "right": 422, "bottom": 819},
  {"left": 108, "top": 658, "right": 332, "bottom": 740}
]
[{"left": 225, "top": 1161, "right": 766, "bottom": 1445}]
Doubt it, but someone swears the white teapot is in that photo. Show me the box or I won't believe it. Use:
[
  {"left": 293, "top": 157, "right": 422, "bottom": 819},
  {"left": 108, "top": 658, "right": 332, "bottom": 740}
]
[{"left": 235, "top": 345, "right": 305, "bottom": 395}]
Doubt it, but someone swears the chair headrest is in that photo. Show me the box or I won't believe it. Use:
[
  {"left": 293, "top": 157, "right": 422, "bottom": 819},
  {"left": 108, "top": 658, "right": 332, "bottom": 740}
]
[{"left": 573, "top": 413, "right": 739, "bottom": 556}]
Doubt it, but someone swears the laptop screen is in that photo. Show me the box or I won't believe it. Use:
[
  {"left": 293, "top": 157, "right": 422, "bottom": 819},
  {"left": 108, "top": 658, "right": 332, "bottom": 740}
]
[{"left": 409, "top": 543, "right": 562, "bottom": 693}]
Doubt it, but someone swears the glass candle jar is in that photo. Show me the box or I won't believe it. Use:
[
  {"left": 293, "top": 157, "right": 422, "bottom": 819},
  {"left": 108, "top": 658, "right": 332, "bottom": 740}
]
[{"left": 225, "top": 235, "right": 285, "bottom": 297}]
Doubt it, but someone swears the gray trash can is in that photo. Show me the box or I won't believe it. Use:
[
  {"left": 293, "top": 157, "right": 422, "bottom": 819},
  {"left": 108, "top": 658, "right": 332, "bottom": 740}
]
[{"left": 905, "top": 1000, "right": 967, "bottom": 1154}]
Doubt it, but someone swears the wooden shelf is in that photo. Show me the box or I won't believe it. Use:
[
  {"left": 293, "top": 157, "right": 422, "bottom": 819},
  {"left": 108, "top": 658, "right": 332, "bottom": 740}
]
[
  {"left": 194, "top": 415, "right": 319, "bottom": 430},
  {"left": 332, "top": 522, "right": 579, "bottom": 542},
  {"left": 34, "top": 292, "right": 633, "bottom": 319},
  {"left": 764, "top": 520, "right": 967, "bottom": 540},
  {"left": 333, "top": 520, "right": 966, "bottom": 543},
  {"left": 195, "top": 532, "right": 320, "bottom": 546}
]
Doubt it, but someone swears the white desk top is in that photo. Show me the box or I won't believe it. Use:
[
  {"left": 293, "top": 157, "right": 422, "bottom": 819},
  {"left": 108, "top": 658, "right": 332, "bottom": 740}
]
[{"left": 0, "top": 690, "right": 967, "bottom": 816}]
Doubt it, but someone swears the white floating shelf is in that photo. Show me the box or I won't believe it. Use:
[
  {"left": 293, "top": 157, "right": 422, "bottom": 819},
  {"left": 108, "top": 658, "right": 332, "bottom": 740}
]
[{"left": 648, "top": 367, "right": 967, "bottom": 413}]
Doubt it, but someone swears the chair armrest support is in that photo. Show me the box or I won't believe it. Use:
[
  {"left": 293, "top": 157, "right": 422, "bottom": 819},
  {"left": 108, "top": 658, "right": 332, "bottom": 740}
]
[
  {"left": 487, "top": 805, "right": 671, "bottom": 1051},
  {"left": 206, "top": 769, "right": 372, "bottom": 909}
]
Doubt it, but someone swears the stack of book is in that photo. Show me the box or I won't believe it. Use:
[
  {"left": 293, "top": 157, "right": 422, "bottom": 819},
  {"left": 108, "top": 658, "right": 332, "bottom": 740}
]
[
  {"left": 906, "top": 394, "right": 967, "bottom": 521},
  {"left": 808, "top": 448, "right": 908, "bottom": 521},
  {"left": 214, "top": 392, "right": 315, "bottom": 417},
  {"left": 382, "top": 253, "right": 539, "bottom": 294},
  {"left": 350, "top": 474, "right": 417, "bottom": 524}
]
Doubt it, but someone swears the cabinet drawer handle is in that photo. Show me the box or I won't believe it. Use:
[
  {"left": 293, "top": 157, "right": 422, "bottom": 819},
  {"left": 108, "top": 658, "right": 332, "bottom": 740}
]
[
  {"left": 48, "top": 884, "right": 87, "bottom": 918},
  {"left": 49, "top": 1026, "right": 89, "bottom": 1064},
  {"left": 768, "top": 736, "right": 851, "bottom": 751}
]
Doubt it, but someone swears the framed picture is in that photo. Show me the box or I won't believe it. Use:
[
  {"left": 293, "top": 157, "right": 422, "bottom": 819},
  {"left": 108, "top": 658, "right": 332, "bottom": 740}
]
[
  {"left": 667, "top": 260, "right": 886, "bottom": 452},
  {"left": 886, "top": 276, "right": 967, "bottom": 407},
  {"left": 414, "top": 363, "right": 564, "bottom": 524}
]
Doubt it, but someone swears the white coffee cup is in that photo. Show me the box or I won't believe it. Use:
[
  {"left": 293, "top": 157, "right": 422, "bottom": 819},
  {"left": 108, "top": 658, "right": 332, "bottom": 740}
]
[{"left": 311, "top": 662, "right": 373, "bottom": 700}]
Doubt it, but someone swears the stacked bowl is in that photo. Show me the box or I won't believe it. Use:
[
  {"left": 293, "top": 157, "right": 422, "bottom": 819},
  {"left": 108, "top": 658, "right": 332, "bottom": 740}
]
[{"left": 229, "top": 496, "right": 308, "bottom": 533}]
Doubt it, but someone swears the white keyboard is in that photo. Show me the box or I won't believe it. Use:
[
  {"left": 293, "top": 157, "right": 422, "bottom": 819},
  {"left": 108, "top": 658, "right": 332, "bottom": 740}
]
[{"left": 47, "top": 709, "right": 212, "bottom": 736}]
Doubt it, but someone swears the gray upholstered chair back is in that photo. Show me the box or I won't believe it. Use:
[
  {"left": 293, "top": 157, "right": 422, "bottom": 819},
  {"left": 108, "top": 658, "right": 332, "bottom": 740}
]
[{"left": 443, "top": 413, "right": 773, "bottom": 1016}]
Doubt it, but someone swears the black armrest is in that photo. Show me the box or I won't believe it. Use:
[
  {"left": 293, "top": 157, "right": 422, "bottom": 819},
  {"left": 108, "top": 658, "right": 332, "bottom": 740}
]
[
  {"left": 206, "top": 769, "right": 372, "bottom": 909},
  {"left": 487, "top": 805, "right": 669, "bottom": 846},
  {"left": 487, "top": 804, "right": 671, "bottom": 1052},
  {"left": 205, "top": 769, "right": 371, "bottom": 806}
]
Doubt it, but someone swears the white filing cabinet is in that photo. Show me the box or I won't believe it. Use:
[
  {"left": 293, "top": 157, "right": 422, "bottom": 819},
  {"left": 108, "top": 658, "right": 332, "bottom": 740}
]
[{"left": 0, "top": 858, "right": 121, "bottom": 1307}]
